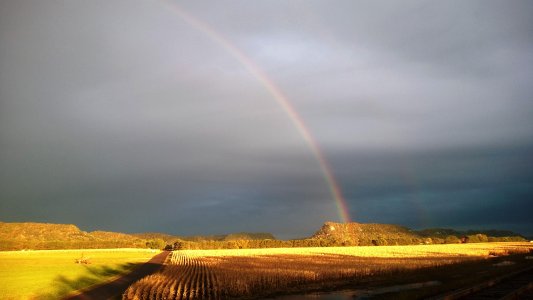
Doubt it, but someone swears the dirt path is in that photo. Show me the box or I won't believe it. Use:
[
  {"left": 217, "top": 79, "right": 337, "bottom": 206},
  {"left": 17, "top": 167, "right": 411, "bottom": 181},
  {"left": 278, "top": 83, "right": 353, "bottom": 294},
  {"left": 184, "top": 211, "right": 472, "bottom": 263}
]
[{"left": 63, "top": 251, "right": 170, "bottom": 300}]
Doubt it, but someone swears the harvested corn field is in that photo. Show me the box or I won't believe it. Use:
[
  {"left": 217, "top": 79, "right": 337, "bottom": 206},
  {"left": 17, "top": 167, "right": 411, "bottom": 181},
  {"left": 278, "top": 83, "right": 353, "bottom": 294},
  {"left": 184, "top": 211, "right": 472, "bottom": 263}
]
[
  {"left": 122, "top": 242, "right": 533, "bottom": 299},
  {"left": 123, "top": 252, "right": 221, "bottom": 300}
]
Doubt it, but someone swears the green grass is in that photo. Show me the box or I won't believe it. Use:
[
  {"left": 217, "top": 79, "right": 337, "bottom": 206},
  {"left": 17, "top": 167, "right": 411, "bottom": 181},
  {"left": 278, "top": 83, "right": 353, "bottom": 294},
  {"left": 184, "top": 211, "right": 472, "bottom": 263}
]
[{"left": 0, "top": 248, "right": 159, "bottom": 300}]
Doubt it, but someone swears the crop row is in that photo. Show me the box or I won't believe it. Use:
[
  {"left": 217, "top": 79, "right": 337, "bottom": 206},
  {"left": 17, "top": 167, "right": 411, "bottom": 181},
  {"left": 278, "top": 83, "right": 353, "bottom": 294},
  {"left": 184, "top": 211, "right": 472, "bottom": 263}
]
[
  {"left": 123, "top": 251, "right": 466, "bottom": 299},
  {"left": 123, "top": 243, "right": 533, "bottom": 299},
  {"left": 123, "top": 252, "right": 220, "bottom": 299}
]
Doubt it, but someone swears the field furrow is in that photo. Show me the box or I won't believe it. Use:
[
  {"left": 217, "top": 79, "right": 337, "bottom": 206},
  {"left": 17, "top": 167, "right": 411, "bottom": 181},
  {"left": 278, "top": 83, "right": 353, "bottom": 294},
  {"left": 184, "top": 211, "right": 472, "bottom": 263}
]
[{"left": 123, "top": 243, "right": 533, "bottom": 300}]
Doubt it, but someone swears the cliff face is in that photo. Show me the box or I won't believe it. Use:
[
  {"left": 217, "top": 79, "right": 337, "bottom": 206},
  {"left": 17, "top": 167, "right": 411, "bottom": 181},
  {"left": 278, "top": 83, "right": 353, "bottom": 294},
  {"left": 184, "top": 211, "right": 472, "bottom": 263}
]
[{"left": 311, "top": 222, "right": 421, "bottom": 245}]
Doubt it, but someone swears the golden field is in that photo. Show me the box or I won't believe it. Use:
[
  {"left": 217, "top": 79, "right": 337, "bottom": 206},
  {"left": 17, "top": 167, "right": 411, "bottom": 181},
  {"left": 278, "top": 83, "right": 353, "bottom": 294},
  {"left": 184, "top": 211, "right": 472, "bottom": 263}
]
[
  {"left": 123, "top": 242, "right": 533, "bottom": 299},
  {"left": 178, "top": 242, "right": 531, "bottom": 258},
  {"left": 0, "top": 248, "right": 158, "bottom": 300}
]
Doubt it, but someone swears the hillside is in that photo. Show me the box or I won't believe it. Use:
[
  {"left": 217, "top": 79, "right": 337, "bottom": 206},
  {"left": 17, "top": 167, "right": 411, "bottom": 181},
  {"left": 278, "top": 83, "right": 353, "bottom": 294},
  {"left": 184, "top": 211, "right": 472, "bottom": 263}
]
[
  {"left": 132, "top": 232, "right": 276, "bottom": 243},
  {"left": 131, "top": 232, "right": 181, "bottom": 244},
  {"left": 0, "top": 221, "right": 278, "bottom": 250},
  {"left": 224, "top": 232, "right": 276, "bottom": 240},
  {"left": 176, "top": 233, "right": 276, "bottom": 241},
  {"left": 310, "top": 222, "right": 525, "bottom": 246},
  {"left": 0, "top": 220, "right": 525, "bottom": 250},
  {"left": 312, "top": 222, "right": 422, "bottom": 245},
  {"left": 416, "top": 228, "right": 524, "bottom": 238},
  {"left": 0, "top": 222, "right": 146, "bottom": 250}
]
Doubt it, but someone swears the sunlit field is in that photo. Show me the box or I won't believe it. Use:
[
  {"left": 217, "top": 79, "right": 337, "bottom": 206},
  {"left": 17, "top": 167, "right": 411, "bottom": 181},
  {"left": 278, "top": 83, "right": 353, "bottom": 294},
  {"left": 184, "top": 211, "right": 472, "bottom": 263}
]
[
  {"left": 0, "top": 248, "right": 158, "bottom": 300},
  {"left": 124, "top": 242, "right": 532, "bottom": 299},
  {"left": 178, "top": 242, "right": 531, "bottom": 258}
]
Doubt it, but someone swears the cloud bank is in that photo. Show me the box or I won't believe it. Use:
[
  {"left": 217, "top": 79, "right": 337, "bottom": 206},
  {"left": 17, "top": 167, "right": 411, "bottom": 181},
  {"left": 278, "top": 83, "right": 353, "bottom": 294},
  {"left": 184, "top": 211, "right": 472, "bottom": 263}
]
[{"left": 1, "top": 0, "right": 532, "bottom": 237}]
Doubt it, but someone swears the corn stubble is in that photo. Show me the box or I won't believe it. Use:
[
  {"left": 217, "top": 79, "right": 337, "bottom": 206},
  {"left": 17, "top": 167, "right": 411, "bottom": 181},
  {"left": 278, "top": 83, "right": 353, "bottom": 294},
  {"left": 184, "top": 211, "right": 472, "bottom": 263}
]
[{"left": 123, "top": 242, "right": 532, "bottom": 300}]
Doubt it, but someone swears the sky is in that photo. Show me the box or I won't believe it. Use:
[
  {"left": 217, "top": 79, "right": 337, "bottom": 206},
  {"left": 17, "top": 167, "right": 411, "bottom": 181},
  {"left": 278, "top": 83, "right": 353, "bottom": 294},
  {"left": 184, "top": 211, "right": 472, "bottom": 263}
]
[{"left": 1, "top": 0, "right": 532, "bottom": 239}]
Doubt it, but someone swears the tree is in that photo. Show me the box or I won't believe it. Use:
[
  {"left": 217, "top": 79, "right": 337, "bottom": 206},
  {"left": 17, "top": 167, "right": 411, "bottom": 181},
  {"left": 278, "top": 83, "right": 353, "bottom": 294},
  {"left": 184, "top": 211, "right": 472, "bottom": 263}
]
[
  {"left": 445, "top": 235, "right": 460, "bottom": 244},
  {"left": 146, "top": 238, "right": 165, "bottom": 249}
]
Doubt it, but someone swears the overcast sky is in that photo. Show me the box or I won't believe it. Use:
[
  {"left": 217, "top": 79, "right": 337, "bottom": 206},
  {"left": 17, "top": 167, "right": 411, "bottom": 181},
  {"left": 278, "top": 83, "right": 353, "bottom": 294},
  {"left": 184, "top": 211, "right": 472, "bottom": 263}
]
[{"left": 1, "top": 0, "right": 532, "bottom": 238}]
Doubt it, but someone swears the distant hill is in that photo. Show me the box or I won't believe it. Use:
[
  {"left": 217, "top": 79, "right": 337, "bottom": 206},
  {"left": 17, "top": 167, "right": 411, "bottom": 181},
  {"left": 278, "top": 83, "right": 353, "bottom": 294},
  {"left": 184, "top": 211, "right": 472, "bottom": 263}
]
[
  {"left": 0, "top": 221, "right": 277, "bottom": 250},
  {"left": 416, "top": 228, "right": 524, "bottom": 238},
  {"left": 311, "top": 222, "right": 525, "bottom": 246},
  {"left": 159, "top": 232, "right": 277, "bottom": 242},
  {"left": 223, "top": 232, "right": 276, "bottom": 241},
  {"left": 415, "top": 228, "right": 462, "bottom": 238},
  {"left": 0, "top": 220, "right": 525, "bottom": 250},
  {"left": 311, "top": 222, "right": 421, "bottom": 245},
  {"left": 132, "top": 232, "right": 276, "bottom": 242},
  {"left": 131, "top": 232, "right": 181, "bottom": 244},
  {"left": 0, "top": 221, "right": 146, "bottom": 250}
]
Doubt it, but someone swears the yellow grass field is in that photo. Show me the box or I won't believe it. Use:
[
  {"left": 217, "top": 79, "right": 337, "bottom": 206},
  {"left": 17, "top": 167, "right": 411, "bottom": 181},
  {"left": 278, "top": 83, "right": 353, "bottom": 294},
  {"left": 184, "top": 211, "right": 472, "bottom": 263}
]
[
  {"left": 178, "top": 242, "right": 532, "bottom": 258},
  {"left": 0, "top": 248, "right": 158, "bottom": 300},
  {"left": 124, "top": 242, "right": 533, "bottom": 300}
]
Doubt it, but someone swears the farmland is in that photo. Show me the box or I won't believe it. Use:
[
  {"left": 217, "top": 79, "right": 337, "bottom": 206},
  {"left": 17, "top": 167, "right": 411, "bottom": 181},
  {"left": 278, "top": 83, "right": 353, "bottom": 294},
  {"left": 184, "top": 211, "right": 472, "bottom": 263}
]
[
  {"left": 0, "top": 248, "right": 158, "bottom": 300},
  {"left": 124, "top": 242, "right": 533, "bottom": 299}
]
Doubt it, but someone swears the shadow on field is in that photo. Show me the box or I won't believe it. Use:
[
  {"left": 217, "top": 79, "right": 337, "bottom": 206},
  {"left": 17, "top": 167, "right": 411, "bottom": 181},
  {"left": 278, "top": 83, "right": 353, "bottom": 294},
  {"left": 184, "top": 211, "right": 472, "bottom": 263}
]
[
  {"left": 349, "top": 253, "right": 533, "bottom": 300},
  {"left": 60, "top": 251, "right": 169, "bottom": 300},
  {"left": 36, "top": 262, "right": 139, "bottom": 300}
]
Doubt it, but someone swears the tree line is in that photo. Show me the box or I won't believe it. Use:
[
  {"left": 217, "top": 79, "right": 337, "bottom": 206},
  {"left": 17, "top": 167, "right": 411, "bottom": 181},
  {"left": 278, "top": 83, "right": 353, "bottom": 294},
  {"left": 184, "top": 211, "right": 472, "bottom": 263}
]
[{"left": 165, "top": 234, "right": 525, "bottom": 250}]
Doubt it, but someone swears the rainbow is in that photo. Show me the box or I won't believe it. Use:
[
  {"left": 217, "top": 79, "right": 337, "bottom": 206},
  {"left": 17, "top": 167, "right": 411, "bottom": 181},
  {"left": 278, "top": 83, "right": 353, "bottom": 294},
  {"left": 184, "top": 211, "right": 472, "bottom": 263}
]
[{"left": 162, "top": 2, "right": 351, "bottom": 223}]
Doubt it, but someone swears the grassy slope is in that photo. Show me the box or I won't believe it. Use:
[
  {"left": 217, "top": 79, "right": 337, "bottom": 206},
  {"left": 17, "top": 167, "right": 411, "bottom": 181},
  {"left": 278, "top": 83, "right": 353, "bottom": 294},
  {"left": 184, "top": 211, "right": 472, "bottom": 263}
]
[{"left": 0, "top": 249, "right": 158, "bottom": 300}]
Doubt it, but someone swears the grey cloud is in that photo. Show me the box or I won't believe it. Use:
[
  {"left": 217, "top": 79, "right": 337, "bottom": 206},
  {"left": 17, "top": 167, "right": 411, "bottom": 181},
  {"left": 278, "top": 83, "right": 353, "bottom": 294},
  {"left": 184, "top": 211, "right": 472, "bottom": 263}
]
[{"left": 1, "top": 0, "right": 532, "bottom": 237}]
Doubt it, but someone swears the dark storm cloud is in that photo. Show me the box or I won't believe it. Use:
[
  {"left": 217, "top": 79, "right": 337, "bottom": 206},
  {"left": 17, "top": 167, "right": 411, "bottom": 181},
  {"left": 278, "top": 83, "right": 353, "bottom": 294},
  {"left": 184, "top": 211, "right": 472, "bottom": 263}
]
[
  {"left": 1, "top": 0, "right": 532, "bottom": 237},
  {"left": 327, "top": 144, "right": 533, "bottom": 230}
]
